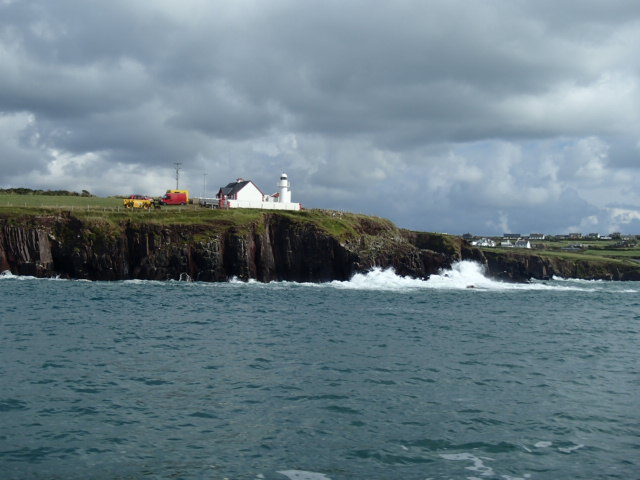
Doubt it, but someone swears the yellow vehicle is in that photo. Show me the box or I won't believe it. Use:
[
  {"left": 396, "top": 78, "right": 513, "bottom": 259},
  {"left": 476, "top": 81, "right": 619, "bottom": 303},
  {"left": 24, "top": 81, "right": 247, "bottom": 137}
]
[{"left": 123, "top": 195, "right": 155, "bottom": 209}]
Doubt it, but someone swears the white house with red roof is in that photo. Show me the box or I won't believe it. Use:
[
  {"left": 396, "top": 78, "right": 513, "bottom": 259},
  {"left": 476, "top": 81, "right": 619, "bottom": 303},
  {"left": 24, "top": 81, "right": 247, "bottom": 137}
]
[{"left": 216, "top": 173, "right": 301, "bottom": 211}]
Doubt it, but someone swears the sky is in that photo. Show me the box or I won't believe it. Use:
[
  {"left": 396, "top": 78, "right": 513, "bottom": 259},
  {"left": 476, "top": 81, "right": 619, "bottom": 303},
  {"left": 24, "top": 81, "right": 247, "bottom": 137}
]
[{"left": 1, "top": 0, "right": 639, "bottom": 235}]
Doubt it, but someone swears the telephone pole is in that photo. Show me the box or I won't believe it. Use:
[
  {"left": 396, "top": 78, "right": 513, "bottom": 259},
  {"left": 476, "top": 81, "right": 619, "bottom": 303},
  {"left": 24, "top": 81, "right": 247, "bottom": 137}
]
[
  {"left": 174, "top": 162, "right": 182, "bottom": 189},
  {"left": 202, "top": 172, "right": 207, "bottom": 198}
]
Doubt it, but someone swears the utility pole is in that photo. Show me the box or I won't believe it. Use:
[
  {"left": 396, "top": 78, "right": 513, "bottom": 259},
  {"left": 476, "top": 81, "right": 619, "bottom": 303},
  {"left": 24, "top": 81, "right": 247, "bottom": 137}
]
[
  {"left": 174, "top": 162, "right": 182, "bottom": 189},
  {"left": 202, "top": 172, "right": 207, "bottom": 198}
]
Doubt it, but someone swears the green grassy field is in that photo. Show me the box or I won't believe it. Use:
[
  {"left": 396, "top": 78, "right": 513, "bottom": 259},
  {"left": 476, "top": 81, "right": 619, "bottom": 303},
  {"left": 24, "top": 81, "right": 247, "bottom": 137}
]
[
  {"left": 582, "top": 248, "right": 640, "bottom": 258},
  {"left": 0, "top": 194, "right": 123, "bottom": 208},
  {"left": 0, "top": 194, "right": 391, "bottom": 241},
  {"left": 536, "top": 239, "right": 621, "bottom": 249},
  {"left": 3, "top": 194, "right": 639, "bottom": 263},
  {"left": 537, "top": 240, "right": 640, "bottom": 263},
  {"left": 485, "top": 245, "right": 640, "bottom": 266}
]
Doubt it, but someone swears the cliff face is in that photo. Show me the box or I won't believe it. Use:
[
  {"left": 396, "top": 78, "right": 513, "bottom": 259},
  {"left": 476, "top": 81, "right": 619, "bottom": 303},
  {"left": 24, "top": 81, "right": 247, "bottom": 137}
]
[
  {"left": 0, "top": 212, "right": 462, "bottom": 282},
  {"left": 2, "top": 211, "right": 639, "bottom": 282},
  {"left": 480, "top": 250, "right": 640, "bottom": 282},
  {"left": 0, "top": 222, "right": 55, "bottom": 277}
]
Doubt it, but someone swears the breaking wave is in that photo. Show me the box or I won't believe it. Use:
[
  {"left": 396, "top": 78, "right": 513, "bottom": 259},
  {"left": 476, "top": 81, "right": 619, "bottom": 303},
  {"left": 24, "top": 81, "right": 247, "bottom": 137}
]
[
  {"left": 2, "top": 262, "right": 637, "bottom": 293},
  {"left": 328, "top": 261, "right": 602, "bottom": 292},
  {"left": 0, "top": 270, "right": 57, "bottom": 281}
]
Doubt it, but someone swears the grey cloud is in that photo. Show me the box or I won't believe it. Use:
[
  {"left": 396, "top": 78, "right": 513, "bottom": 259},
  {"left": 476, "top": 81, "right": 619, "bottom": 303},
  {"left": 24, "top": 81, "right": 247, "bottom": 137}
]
[
  {"left": 1, "top": 0, "right": 640, "bottom": 233},
  {"left": 1, "top": 1, "right": 170, "bottom": 64},
  {"left": 165, "top": 83, "right": 284, "bottom": 139},
  {"left": 0, "top": 113, "right": 47, "bottom": 176}
]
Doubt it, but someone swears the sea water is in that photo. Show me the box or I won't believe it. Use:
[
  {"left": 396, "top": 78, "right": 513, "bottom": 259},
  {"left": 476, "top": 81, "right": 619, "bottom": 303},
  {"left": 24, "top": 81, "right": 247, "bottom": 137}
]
[{"left": 1, "top": 262, "right": 638, "bottom": 479}]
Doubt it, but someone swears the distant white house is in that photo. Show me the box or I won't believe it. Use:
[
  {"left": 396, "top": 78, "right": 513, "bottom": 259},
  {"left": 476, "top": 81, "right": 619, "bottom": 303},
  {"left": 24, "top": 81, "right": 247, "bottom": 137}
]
[
  {"left": 472, "top": 238, "right": 496, "bottom": 247},
  {"left": 529, "top": 233, "right": 545, "bottom": 240},
  {"left": 216, "top": 173, "right": 302, "bottom": 211},
  {"left": 503, "top": 233, "right": 521, "bottom": 240},
  {"left": 514, "top": 239, "right": 531, "bottom": 249}
]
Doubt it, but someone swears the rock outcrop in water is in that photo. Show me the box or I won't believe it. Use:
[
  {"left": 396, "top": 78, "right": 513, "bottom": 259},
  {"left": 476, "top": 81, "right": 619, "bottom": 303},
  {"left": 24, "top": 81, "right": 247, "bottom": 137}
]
[{"left": 1, "top": 210, "right": 639, "bottom": 282}]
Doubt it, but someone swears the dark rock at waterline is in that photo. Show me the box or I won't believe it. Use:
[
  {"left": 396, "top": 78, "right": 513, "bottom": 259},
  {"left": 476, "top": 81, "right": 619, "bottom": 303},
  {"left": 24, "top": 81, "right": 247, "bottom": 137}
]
[
  {"left": 480, "top": 249, "right": 640, "bottom": 282},
  {"left": 1, "top": 210, "right": 639, "bottom": 282}
]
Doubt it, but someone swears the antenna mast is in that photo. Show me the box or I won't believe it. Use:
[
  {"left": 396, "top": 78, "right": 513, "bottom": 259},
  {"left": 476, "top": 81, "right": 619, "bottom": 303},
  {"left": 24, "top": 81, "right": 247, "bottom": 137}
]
[
  {"left": 202, "top": 172, "right": 207, "bottom": 198},
  {"left": 174, "top": 162, "right": 182, "bottom": 189}
]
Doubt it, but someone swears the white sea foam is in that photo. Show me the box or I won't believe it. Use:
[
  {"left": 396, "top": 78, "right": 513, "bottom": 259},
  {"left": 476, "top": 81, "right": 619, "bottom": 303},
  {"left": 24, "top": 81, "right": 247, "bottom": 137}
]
[
  {"left": 2, "top": 261, "right": 636, "bottom": 293},
  {"left": 277, "top": 470, "right": 332, "bottom": 480},
  {"left": 328, "top": 261, "right": 596, "bottom": 292},
  {"left": 552, "top": 275, "right": 639, "bottom": 293},
  {"left": 552, "top": 275, "right": 603, "bottom": 282},
  {"left": 534, "top": 441, "right": 552, "bottom": 448},
  {"left": 439, "top": 452, "right": 496, "bottom": 477},
  {"left": 330, "top": 266, "right": 428, "bottom": 291},
  {"left": 123, "top": 278, "right": 163, "bottom": 285},
  {"left": 229, "top": 276, "right": 259, "bottom": 284},
  {"left": 440, "top": 452, "right": 532, "bottom": 479},
  {"left": 0, "top": 270, "right": 43, "bottom": 281},
  {"left": 425, "top": 261, "right": 507, "bottom": 290},
  {"left": 558, "top": 444, "right": 584, "bottom": 453}
]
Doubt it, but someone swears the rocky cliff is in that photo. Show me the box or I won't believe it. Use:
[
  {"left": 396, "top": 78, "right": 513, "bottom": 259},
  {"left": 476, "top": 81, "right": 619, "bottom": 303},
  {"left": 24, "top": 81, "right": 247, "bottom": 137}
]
[
  {"left": 0, "top": 211, "right": 458, "bottom": 282},
  {"left": 481, "top": 250, "right": 640, "bottom": 282},
  {"left": 1, "top": 210, "right": 639, "bottom": 282}
]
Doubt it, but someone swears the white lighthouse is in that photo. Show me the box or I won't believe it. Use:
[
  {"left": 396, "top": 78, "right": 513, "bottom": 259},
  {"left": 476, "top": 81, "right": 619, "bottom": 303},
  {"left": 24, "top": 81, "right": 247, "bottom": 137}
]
[
  {"left": 278, "top": 173, "right": 291, "bottom": 203},
  {"left": 214, "top": 173, "right": 301, "bottom": 210}
]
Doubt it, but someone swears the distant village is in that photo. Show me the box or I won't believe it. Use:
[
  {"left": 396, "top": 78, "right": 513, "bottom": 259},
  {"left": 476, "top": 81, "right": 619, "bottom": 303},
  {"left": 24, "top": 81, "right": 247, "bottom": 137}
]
[{"left": 464, "top": 232, "right": 639, "bottom": 250}]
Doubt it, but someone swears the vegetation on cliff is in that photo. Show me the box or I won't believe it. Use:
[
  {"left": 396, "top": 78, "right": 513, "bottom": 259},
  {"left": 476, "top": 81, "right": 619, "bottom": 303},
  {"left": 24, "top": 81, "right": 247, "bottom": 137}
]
[
  {"left": 1, "top": 194, "right": 640, "bottom": 282},
  {"left": 0, "top": 200, "right": 452, "bottom": 281},
  {"left": 0, "top": 188, "right": 94, "bottom": 197}
]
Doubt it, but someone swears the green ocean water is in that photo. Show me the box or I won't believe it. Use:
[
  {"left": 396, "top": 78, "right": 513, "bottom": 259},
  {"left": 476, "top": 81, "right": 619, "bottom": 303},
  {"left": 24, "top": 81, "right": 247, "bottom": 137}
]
[{"left": 1, "top": 262, "right": 638, "bottom": 479}]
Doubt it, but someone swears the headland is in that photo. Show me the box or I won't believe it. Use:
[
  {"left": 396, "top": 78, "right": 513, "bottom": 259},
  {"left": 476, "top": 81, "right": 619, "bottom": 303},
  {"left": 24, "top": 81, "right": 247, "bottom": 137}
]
[{"left": 1, "top": 197, "right": 640, "bottom": 282}]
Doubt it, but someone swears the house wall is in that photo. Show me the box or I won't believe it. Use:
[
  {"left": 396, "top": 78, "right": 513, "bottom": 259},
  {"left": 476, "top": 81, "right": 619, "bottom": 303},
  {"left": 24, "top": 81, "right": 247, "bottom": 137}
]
[
  {"left": 237, "top": 183, "right": 264, "bottom": 202},
  {"left": 226, "top": 199, "right": 301, "bottom": 211}
]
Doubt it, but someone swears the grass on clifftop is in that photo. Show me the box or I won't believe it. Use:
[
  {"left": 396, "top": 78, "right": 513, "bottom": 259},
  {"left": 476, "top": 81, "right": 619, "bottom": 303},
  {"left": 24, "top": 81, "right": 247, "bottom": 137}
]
[
  {"left": 11, "top": 194, "right": 636, "bottom": 266},
  {"left": 484, "top": 246, "right": 640, "bottom": 267},
  {"left": 0, "top": 194, "right": 399, "bottom": 241},
  {"left": 0, "top": 194, "right": 122, "bottom": 209},
  {"left": 287, "top": 209, "right": 397, "bottom": 239}
]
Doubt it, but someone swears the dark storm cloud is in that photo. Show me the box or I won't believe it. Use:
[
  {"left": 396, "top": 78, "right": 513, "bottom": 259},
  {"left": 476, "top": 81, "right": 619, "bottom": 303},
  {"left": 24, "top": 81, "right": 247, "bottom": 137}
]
[
  {"left": 2, "top": 0, "right": 632, "bottom": 140},
  {"left": 1, "top": 0, "right": 639, "bottom": 233}
]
